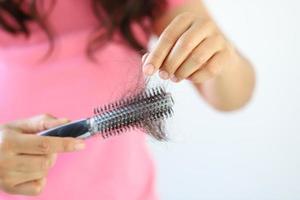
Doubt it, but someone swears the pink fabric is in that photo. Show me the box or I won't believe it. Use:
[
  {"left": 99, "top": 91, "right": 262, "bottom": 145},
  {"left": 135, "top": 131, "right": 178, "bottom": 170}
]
[{"left": 0, "top": 0, "right": 184, "bottom": 199}]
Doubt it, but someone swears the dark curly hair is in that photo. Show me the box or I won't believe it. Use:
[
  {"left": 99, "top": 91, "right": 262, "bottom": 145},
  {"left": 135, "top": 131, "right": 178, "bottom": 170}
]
[{"left": 0, "top": 0, "right": 167, "bottom": 57}]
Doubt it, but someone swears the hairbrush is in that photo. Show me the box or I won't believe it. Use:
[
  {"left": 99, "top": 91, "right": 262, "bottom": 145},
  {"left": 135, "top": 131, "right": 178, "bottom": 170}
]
[{"left": 38, "top": 86, "right": 174, "bottom": 141}]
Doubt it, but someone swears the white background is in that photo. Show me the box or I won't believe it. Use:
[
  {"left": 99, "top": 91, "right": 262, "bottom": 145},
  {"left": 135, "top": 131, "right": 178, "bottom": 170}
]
[{"left": 148, "top": 0, "right": 300, "bottom": 199}]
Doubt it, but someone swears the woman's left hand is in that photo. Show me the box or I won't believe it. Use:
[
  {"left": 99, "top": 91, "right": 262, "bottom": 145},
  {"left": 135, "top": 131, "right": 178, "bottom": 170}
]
[{"left": 142, "top": 12, "right": 239, "bottom": 83}]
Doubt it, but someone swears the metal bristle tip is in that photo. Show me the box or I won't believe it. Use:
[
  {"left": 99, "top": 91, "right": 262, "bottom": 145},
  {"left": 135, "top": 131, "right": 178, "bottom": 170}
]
[{"left": 90, "top": 87, "right": 174, "bottom": 140}]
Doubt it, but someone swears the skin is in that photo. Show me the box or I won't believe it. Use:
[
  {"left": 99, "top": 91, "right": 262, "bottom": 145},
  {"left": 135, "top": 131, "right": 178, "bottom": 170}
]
[
  {"left": 0, "top": 114, "right": 85, "bottom": 196},
  {"left": 0, "top": 0, "right": 255, "bottom": 196},
  {"left": 143, "top": 0, "right": 256, "bottom": 111}
]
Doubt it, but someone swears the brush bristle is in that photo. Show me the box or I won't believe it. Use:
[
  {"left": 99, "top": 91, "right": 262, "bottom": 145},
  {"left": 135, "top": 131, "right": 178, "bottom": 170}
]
[{"left": 92, "top": 87, "right": 174, "bottom": 140}]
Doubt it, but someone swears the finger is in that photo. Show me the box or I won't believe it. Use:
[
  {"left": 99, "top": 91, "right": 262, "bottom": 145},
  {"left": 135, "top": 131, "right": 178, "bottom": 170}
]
[
  {"left": 143, "top": 13, "right": 195, "bottom": 75},
  {"left": 12, "top": 114, "right": 70, "bottom": 133},
  {"left": 12, "top": 134, "right": 85, "bottom": 154},
  {"left": 13, "top": 178, "right": 46, "bottom": 196},
  {"left": 7, "top": 170, "right": 47, "bottom": 186},
  {"left": 189, "top": 51, "right": 226, "bottom": 83},
  {"left": 160, "top": 20, "right": 215, "bottom": 79},
  {"left": 5, "top": 154, "right": 55, "bottom": 172},
  {"left": 174, "top": 35, "right": 224, "bottom": 81}
]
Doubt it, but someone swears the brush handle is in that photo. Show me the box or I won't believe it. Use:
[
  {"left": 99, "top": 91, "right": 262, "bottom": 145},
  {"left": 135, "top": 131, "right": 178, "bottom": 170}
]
[{"left": 39, "top": 119, "right": 91, "bottom": 138}]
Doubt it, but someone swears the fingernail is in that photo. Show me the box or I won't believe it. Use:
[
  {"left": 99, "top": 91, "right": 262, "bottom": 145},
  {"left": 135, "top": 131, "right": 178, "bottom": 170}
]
[
  {"left": 159, "top": 70, "right": 169, "bottom": 80},
  {"left": 143, "top": 63, "right": 155, "bottom": 76},
  {"left": 171, "top": 75, "right": 179, "bottom": 82},
  {"left": 74, "top": 142, "right": 85, "bottom": 150},
  {"left": 142, "top": 53, "right": 149, "bottom": 63}
]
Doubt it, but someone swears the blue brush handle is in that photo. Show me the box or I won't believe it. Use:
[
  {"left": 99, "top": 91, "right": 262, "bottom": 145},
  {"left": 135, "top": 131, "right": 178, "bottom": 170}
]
[{"left": 39, "top": 119, "right": 90, "bottom": 138}]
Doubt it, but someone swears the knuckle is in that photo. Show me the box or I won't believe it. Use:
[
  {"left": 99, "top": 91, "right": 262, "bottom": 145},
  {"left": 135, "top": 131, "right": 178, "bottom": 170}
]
[
  {"left": 177, "top": 38, "right": 193, "bottom": 51},
  {"left": 198, "top": 20, "right": 216, "bottom": 35},
  {"left": 190, "top": 54, "right": 206, "bottom": 66},
  {"left": 206, "top": 65, "right": 220, "bottom": 77},
  {"left": 192, "top": 22, "right": 207, "bottom": 34},
  {"left": 38, "top": 120, "right": 47, "bottom": 131},
  {"left": 193, "top": 20, "right": 204, "bottom": 31},
  {"left": 40, "top": 114, "right": 52, "bottom": 120},
  {"left": 37, "top": 114, "right": 54, "bottom": 130},
  {"left": 160, "top": 33, "right": 176, "bottom": 45},
  {"left": 38, "top": 139, "right": 51, "bottom": 154},
  {"left": 62, "top": 139, "right": 73, "bottom": 151},
  {"left": 214, "top": 34, "right": 224, "bottom": 43},
  {"left": 212, "top": 34, "right": 225, "bottom": 47},
  {"left": 203, "top": 19, "right": 215, "bottom": 30},
  {"left": 178, "top": 12, "right": 196, "bottom": 21},
  {"left": 39, "top": 158, "right": 50, "bottom": 170},
  {"left": 150, "top": 51, "right": 161, "bottom": 61}
]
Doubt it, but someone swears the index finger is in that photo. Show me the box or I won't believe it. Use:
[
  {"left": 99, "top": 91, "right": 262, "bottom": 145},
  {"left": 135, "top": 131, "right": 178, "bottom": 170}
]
[
  {"left": 143, "top": 13, "right": 195, "bottom": 75},
  {"left": 12, "top": 134, "right": 85, "bottom": 155}
]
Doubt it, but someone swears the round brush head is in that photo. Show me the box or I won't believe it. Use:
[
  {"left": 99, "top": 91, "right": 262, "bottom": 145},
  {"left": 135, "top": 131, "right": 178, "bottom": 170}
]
[{"left": 91, "top": 87, "right": 174, "bottom": 141}]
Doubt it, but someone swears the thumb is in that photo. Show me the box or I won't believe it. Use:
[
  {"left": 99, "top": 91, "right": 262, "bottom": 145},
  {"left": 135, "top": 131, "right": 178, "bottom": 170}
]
[{"left": 13, "top": 114, "right": 70, "bottom": 134}]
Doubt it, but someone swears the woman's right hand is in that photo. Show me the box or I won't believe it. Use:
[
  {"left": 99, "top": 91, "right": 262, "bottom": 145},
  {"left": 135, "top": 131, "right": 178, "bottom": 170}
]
[{"left": 0, "top": 114, "right": 85, "bottom": 196}]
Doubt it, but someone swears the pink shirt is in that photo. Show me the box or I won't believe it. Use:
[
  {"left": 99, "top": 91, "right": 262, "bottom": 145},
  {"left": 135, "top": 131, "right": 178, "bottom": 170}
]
[{"left": 0, "top": 0, "right": 184, "bottom": 199}]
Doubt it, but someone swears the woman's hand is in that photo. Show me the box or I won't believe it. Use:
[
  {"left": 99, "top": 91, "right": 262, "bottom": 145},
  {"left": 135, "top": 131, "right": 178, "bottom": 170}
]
[
  {"left": 143, "top": 12, "right": 238, "bottom": 83},
  {"left": 0, "top": 114, "right": 85, "bottom": 196}
]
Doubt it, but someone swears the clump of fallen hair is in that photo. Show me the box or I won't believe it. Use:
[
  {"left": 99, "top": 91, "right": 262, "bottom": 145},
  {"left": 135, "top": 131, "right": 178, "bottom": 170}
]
[
  {"left": 116, "top": 73, "right": 172, "bottom": 141},
  {"left": 143, "top": 119, "right": 168, "bottom": 141}
]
